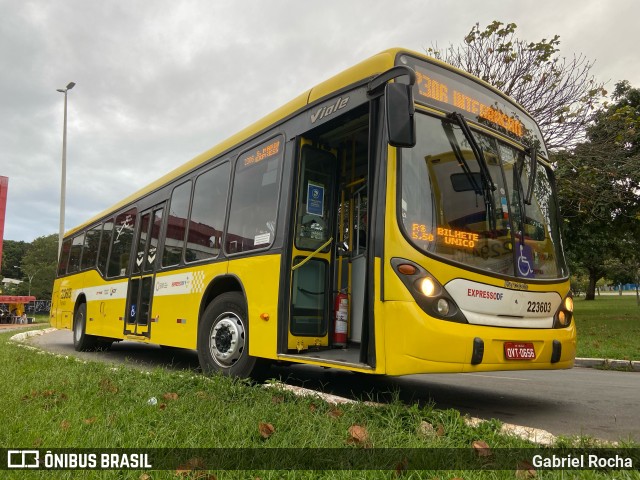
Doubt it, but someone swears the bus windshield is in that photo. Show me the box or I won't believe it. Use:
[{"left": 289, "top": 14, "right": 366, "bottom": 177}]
[{"left": 400, "top": 112, "right": 568, "bottom": 280}]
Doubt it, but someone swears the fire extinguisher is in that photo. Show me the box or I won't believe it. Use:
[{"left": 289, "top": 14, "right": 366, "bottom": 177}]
[{"left": 333, "top": 290, "right": 348, "bottom": 347}]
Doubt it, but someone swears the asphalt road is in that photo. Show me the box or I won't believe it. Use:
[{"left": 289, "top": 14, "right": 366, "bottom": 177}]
[{"left": 26, "top": 329, "right": 640, "bottom": 443}]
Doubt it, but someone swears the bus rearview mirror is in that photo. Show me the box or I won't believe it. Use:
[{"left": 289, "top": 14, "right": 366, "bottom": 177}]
[{"left": 385, "top": 83, "right": 416, "bottom": 148}]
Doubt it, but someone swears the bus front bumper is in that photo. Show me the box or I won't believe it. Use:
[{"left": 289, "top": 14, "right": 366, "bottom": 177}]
[{"left": 381, "top": 301, "right": 576, "bottom": 376}]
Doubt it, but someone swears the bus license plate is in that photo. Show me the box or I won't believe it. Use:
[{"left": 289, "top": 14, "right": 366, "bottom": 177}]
[{"left": 504, "top": 342, "right": 536, "bottom": 360}]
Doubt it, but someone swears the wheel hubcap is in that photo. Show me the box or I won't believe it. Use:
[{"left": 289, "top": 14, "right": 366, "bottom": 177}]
[
  {"left": 74, "top": 315, "right": 83, "bottom": 342},
  {"left": 209, "top": 313, "right": 245, "bottom": 367}
]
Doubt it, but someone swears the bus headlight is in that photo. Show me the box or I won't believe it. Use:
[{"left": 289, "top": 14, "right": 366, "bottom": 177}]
[
  {"left": 557, "top": 311, "right": 568, "bottom": 326},
  {"left": 564, "top": 296, "right": 574, "bottom": 312},
  {"left": 391, "top": 258, "right": 467, "bottom": 324},
  {"left": 437, "top": 298, "right": 450, "bottom": 315},
  {"left": 554, "top": 293, "right": 573, "bottom": 328},
  {"left": 419, "top": 277, "right": 436, "bottom": 297}
]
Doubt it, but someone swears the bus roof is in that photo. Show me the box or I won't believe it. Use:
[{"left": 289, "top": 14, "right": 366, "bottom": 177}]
[{"left": 65, "top": 48, "right": 529, "bottom": 237}]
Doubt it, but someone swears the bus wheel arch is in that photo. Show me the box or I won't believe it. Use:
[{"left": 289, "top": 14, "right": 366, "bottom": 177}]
[
  {"left": 198, "top": 275, "right": 245, "bottom": 322},
  {"left": 197, "top": 291, "right": 257, "bottom": 377}
]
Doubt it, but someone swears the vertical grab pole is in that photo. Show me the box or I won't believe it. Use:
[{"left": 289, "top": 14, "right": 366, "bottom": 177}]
[
  {"left": 347, "top": 138, "right": 357, "bottom": 337},
  {"left": 337, "top": 149, "right": 346, "bottom": 294}
]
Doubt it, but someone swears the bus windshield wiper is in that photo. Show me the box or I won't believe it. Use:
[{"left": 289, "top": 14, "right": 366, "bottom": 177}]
[
  {"left": 443, "top": 122, "right": 483, "bottom": 196},
  {"left": 524, "top": 144, "right": 537, "bottom": 205},
  {"left": 447, "top": 112, "right": 497, "bottom": 231},
  {"left": 513, "top": 154, "right": 528, "bottom": 245}
]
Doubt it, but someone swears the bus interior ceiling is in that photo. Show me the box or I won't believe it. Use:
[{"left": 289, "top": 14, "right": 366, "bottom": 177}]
[{"left": 289, "top": 108, "right": 371, "bottom": 367}]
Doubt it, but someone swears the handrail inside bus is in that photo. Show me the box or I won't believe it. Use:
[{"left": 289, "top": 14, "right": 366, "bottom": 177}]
[{"left": 291, "top": 237, "right": 333, "bottom": 271}]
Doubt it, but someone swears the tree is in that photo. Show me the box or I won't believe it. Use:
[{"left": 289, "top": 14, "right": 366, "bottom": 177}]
[
  {"left": 428, "top": 21, "right": 606, "bottom": 149},
  {"left": 555, "top": 81, "right": 640, "bottom": 300},
  {"left": 593, "top": 81, "right": 640, "bottom": 155},
  {"left": 1, "top": 240, "right": 29, "bottom": 280},
  {"left": 17, "top": 234, "right": 58, "bottom": 300},
  {"left": 557, "top": 213, "right": 610, "bottom": 301},
  {"left": 605, "top": 243, "right": 640, "bottom": 305}
]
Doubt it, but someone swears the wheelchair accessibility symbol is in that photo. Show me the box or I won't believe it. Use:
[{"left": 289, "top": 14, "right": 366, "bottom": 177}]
[{"left": 517, "top": 245, "right": 533, "bottom": 277}]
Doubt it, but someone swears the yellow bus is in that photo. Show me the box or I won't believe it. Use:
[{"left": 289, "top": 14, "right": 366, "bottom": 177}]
[{"left": 51, "top": 48, "right": 576, "bottom": 377}]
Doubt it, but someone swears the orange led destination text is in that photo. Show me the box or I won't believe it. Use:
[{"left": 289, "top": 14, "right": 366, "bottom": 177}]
[
  {"left": 415, "top": 72, "right": 524, "bottom": 138},
  {"left": 415, "top": 72, "right": 449, "bottom": 103},
  {"left": 411, "top": 223, "right": 435, "bottom": 242},
  {"left": 437, "top": 227, "right": 479, "bottom": 248},
  {"left": 452, "top": 92, "right": 524, "bottom": 138},
  {"left": 243, "top": 140, "right": 281, "bottom": 167},
  {"left": 411, "top": 224, "right": 478, "bottom": 249}
]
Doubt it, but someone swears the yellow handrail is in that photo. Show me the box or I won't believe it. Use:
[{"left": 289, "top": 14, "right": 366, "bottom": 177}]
[{"left": 291, "top": 237, "right": 333, "bottom": 271}]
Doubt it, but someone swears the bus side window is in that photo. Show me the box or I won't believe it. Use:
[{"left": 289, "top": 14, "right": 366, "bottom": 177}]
[
  {"left": 226, "top": 137, "right": 283, "bottom": 254},
  {"left": 97, "top": 219, "right": 113, "bottom": 275},
  {"left": 67, "top": 234, "right": 85, "bottom": 274},
  {"left": 186, "top": 162, "right": 230, "bottom": 262},
  {"left": 107, "top": 209, "right": 137, "bottom": 278},
  {"left": 162, "top": 181, "right": 192, "bottom": 267},
  {"left": 81, "top": 224, "right": 102, "bottom": 271},
  {"left": 57, "top": 238, "right": 72, "bottom": 277}
]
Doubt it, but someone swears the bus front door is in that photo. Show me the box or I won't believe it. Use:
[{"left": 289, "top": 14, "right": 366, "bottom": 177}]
[
  {"left": 125, "top": 206, "right": 164, "bottom": 338},
  {"left": 288, "top": 142, "right": 337, "bottom": 351}
]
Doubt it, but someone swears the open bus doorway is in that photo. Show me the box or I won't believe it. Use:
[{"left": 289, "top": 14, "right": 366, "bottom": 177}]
[{"left": 285, "top": 105, "right": 373, "bottom": 369}]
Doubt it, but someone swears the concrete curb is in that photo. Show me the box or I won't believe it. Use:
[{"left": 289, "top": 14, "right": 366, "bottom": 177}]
[
  {"left": 575, "top": 357, "right": 640, "bottom": 372},
  {"left": 8, "top": 327, "right": 57, "bottom": 343},
  {"left": 267, "top": 382, "right": 559, "bottom": 445}
]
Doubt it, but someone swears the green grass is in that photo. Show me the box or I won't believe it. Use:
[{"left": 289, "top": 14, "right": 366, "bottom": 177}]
[
  {"left": 574, "top": 296, "right": 640, "bottom": 360},
  {"left": 32, "top": 313, "right": 50, "bottom": 324},
  {"left": 2, "top": 329, "right": 637, "bottom": 479}
]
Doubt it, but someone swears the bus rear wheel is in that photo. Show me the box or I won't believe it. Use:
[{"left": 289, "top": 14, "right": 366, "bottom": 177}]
[{"left": 198, "top": 292, "right": 257, "bottom": 378}]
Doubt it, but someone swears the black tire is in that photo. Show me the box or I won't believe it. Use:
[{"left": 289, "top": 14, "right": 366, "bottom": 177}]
[
  {"left": 72, "top": 303, "right": 98, "bottom": 351},
  {"left": 197, "top": 292, "right": 259, "bottom": 378}
]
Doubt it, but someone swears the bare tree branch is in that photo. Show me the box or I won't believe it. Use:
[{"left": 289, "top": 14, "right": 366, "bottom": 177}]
[{"left": 428, "top": 21, "right": 606, "bottom": 150}]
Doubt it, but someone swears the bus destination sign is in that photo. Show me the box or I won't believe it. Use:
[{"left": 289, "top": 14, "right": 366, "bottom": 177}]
[
  {"left": 398, "top": 54, "right": 545, "bottom": 152},
  {"left": 414, "top": 69, "right": 525, "bottom": 138},
  {"left": 241, "top": 138, "right": 281, "bottom": 168}
]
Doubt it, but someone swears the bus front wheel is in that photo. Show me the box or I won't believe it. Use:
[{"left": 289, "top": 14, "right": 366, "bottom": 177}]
[
  {"left": 198, "top": 292, "right": 257, "bottom": 378},
  {"left": 73, "top": 303, "right": 98, "bottom": 351}
]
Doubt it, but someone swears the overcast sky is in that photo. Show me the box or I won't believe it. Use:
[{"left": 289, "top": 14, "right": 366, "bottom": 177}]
[{"left": 1, "top": 0, "right": 638, "bottom": 242}]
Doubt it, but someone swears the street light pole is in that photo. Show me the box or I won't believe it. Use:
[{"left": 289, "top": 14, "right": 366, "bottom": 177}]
[{"left": 57, "top": 82, "right": 75, "bottom": 259}]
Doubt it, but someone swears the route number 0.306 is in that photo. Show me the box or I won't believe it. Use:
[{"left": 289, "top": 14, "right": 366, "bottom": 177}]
[{"left": 504, "top": 342, "right": 536, "bottom": 360}]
